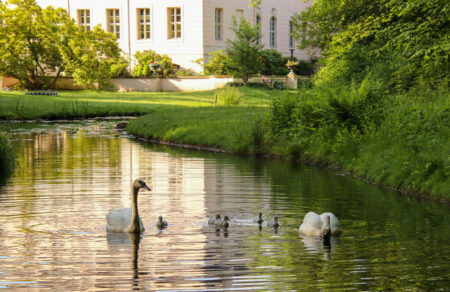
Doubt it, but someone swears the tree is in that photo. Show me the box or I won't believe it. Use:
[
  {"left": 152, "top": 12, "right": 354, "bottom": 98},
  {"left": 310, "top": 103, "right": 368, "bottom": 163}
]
[
  {"left": 226, "top": 16, "right": 262, "bottom": 84},
  {"left": 0, "top": 0, "right": 74, "bottom": 89},
  {"left": 0, "top": 0, "right": 125, "bottom": 90},
  {"left": 291, "top": 0, "right": 450, "bottom": 88}
]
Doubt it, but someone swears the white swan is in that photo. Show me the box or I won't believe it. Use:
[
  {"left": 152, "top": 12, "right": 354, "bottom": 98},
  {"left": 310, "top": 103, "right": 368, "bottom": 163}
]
[
  {"left": 106, "top": 178, "right": 151, "bottom": 233},
  {"left": 299, "top": 211, "right": 342, "bottom": 239}
]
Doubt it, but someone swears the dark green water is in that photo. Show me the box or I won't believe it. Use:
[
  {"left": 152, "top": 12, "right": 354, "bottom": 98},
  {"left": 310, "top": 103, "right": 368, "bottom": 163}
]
[{"left": 0, "top": 120, "right": 448, "bottom": 290}]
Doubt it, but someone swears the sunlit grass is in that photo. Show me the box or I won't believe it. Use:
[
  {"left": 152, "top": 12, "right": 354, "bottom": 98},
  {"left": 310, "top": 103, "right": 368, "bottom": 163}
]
[{"left": 0, "top": 87, "right": 274, "bottom": 120}]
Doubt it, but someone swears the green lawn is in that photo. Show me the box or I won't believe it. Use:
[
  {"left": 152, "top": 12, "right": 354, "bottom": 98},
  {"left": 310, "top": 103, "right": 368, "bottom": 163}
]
[{"left": 0, "top": 87, "right": 274, "bottom": 120}]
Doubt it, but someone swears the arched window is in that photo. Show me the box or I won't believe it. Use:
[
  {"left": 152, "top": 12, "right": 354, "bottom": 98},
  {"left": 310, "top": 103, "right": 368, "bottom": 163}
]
[
  {"left": 270, "top": 16, "right": 276, "bottom": 48},
  {"left": 256, "top": 15, "right": 261, "bottom": 45}
]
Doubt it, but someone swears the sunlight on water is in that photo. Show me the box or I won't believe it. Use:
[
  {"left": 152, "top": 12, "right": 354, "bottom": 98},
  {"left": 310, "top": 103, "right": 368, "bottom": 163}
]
[{"left": 0, "top": 120, "right": 448, "bottom": 290}]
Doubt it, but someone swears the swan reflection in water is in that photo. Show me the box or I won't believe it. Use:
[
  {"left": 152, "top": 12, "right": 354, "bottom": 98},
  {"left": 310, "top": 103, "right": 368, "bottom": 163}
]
[
  {"left": 107, "top": 231, "right": 143, "bottom": 286},
  {"left": 300, "top": 235, "right": 340, "bottom": 261}
]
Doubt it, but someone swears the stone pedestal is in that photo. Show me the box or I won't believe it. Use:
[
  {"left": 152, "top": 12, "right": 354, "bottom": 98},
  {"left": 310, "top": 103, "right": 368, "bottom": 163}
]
[{"left": 286, "top": 69, "right": 298, "bottom": 89}]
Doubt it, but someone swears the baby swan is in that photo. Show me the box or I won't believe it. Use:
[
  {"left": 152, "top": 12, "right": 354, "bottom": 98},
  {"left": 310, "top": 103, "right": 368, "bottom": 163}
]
[
  {"left": 106, "top": 178, "right": 151, "bottom": 233},
  {"left": 253, "top": 212, "right": 264, "bottom": 225},
  {"left": 208, "top": 214, "right": 221, "bottom": 225},
  {"left": 156, "top": 216, "right": 168, "bottom": 229},
  {"left": 267, "top": 216, "right": 280, "bottom": 228},
  {"left": 217, "top": 216, "right": 230, "bottom": 228}
]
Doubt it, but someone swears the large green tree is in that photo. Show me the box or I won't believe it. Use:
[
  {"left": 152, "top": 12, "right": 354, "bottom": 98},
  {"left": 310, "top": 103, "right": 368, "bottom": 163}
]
[
  {"left": 226, "top": 16, "right": 262, "bottom": 84},
  {"left": 0, "top": 0, "right": 125, "bottom": 89},
  {"left": 0, "top": 0, "right": 73, "bottom": 89},
  {"left": 292, "top": 0, "right": 450, "bottom": 89}
]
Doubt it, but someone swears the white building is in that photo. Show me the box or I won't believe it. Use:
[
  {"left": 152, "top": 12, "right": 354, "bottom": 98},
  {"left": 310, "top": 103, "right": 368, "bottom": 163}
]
[{"left": 35, "top": 0, "right": 312, "bottom": 73}]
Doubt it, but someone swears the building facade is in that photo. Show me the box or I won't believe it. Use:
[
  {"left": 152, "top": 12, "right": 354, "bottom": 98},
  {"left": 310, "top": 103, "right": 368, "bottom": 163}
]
[{"left": 35, "top": 0, "right": 312, "bottom": 72}]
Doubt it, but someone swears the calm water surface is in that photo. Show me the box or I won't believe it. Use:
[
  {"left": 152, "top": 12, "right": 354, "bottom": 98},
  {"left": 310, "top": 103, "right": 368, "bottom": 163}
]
[{"left": 0, "top": 120, "right": 449, "bottom": 290}]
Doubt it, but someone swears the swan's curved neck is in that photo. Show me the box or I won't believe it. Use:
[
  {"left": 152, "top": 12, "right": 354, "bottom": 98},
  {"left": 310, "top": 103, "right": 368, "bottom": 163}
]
[{"left": 129, "top": 185, "right": 141, "bottom": 233}]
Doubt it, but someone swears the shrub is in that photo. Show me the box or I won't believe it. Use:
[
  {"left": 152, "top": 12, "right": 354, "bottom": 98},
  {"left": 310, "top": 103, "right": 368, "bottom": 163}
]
[
  {"left": 216, "top": 87, "right": 242, "bottom": 106},
  {"left": 176, "top": 68, "right": 195, "bottom": 77},
  {"left": 132, "top": 50, "right": 174, "bottom": 77},
  {"left": 109, "top": 57, "right": 130, "bottom": 78},
  {"left": 259, "top": 49, "right": 289, "bottom": 76},
  {"left": 204, "top": 50, "right": 233, "bottom": 75}
]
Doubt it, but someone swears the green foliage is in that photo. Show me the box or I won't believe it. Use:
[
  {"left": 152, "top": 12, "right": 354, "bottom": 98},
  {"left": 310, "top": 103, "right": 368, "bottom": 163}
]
[
  {"left": 204, "top": 50, "right": 233, "bottom": 76},
  {"left": 62, "top": 26, "right": 124, "bottom": 89},
  {"left": 259, "top": 49, "right": 289, "bottom": 76},
  {"left": 216, "top": 87, "right": 242, "bottom": 106},
  {"left": 0, "top": 0, "right": 124, "bottom": 90},
  {"left": 0, "top": 132, "right": 15, "bottom": 183},
  {"left": 175, "top": 68, "right": 195, "bottom": 77},
  {"left": 109, "top": 57, "right": 130, "bottom": 78},
  {"left": 293, "top": 0, "right": 450, "bottom": 89},
  {"left": 0, "top": 0, "right": 73, "bottom": 89},
  {"left": 132, "top": 50, "right": 174, "bottom": 77},
  {"left": 226, "top": 16, "right": 263, "bottom": 84}
]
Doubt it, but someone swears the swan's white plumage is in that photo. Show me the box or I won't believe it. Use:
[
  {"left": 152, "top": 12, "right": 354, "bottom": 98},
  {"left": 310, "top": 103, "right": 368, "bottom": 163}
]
[
  {"left": 106, "top": 208, "right": 144, "bottom": 232},
  {"left": 105, "top": 178, "right": 150, "bottom": 233},
  {"left": 299, "top": 211, "right": 342, "bottom": 236}
]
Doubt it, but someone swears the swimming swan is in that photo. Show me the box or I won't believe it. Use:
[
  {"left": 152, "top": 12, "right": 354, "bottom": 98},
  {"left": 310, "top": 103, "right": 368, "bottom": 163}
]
[
  {"left": 106, "top": 178, "right": 151, "bottom": 233},
  {"left": 298, "top": 212, "right": 342, "bottom": 240}
]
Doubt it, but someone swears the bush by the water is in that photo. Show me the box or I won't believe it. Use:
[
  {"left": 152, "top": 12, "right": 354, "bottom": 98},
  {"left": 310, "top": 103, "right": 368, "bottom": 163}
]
[
  {"left": 0, "top": 133, "right": 15, "bottom": 183},
  {"left": 268, "top": 80, "right": 450, "bottom": 198}
]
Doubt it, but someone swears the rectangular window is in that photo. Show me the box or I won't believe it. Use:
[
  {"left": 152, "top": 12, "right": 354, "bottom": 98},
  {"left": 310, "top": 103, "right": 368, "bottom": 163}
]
[
  {"left": 137, "top": 8, "right": 151, "bottom": 40},
  {"left": 106, "top": 9, "right": 120, "bottom": 39},
  {"left": 270, "top": 17, "right": 276, "bottom": 48},
  {"left": 289, "top": 21, "right": 294, "bottom": 48},
  {"left": 77, "top": 9, "right": 90, "bottom": 31},
  {"left": 256, "top": 14, "right": 261, "bottom": 45},
  {"left": 167, "top": 7, "right": 182, "bottom": 39},
  {"left": 215, "top": 8, "right": 223, "bottom": 41},
  {"left": 236, "top": 9, "right": 244, "bottom": 16}
]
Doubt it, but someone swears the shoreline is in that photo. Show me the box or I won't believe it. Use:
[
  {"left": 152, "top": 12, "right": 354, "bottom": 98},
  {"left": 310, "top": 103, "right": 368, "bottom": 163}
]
[{"left": 128, "top": 132, "right": 450, "bottom": 206}]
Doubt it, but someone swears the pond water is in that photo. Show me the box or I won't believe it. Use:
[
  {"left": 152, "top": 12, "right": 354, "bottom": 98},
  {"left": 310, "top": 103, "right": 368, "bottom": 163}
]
[{"left": 0, "top": 120, "right": 449, "bottom": 290}]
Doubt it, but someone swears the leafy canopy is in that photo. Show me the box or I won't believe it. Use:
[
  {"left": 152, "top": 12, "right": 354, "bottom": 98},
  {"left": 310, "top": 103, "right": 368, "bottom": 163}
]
[
  {"left": 292, "top": 0, "right": 450, "bottom": 89},
  {"left": 0, "top": 0, "right": 125, "bottom": 89}
]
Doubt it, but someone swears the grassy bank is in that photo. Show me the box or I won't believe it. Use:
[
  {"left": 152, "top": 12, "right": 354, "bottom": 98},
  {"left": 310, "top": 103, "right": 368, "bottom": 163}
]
[
  {"left": 128, "top": 85, "right": 449, "bottom": 202},
  {"left": 0, "top": 88, "right": 272, "bottom": 120}
]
